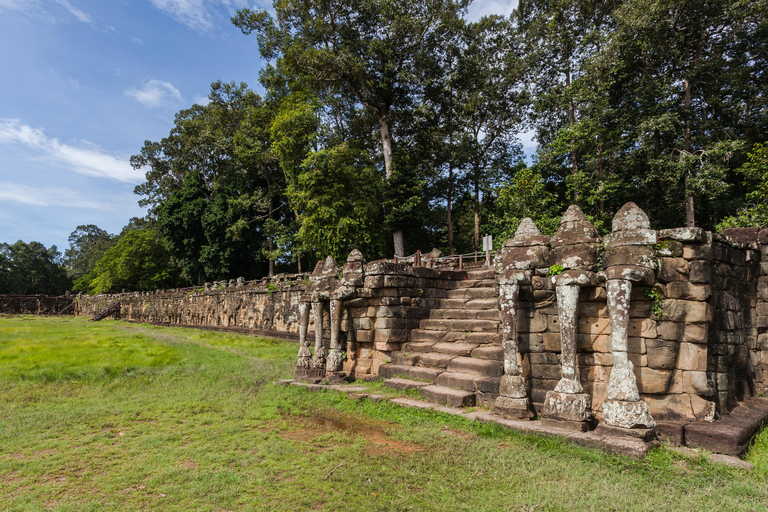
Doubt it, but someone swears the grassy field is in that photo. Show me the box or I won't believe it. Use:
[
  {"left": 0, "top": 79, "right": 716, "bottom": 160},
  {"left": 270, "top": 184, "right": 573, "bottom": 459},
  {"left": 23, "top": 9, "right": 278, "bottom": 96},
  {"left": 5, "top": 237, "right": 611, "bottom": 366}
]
[{"left": 1, "top": 315, "right": 767, "bottom": 511}]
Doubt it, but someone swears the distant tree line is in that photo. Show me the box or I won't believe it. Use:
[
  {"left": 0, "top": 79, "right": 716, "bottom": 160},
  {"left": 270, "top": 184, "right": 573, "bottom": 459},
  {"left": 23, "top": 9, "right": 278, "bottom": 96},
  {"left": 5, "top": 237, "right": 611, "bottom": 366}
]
[{"left": 2, "top": 0, "right": 766, "bottom": 295}]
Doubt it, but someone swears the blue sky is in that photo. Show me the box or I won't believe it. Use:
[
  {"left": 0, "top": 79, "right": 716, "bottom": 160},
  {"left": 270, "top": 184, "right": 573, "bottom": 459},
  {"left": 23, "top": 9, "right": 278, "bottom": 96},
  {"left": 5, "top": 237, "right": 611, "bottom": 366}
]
[{"left": 0, "top": 0, "right": 521, "bottom": 253}]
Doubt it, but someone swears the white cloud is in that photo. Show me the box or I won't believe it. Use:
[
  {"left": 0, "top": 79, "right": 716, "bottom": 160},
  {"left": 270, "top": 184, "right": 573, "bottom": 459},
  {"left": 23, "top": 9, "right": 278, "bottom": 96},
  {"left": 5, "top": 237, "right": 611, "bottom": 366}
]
[
  {"left": 0, "top": 118, "right": 141, "bottom": 183},
  {"left": 0, "top": 182, "right": 113, "bottom": 209},
  {"left": 148, "top": 0, "right": 254, "bottom": 31},
  {"left": 52, "top": 0, "right": 92, "bottom": 24},
  {"left": 193, "top": 95, "right": 211, "bottom": 106},
  {"left": 150, "top": 0, "right": 212, "bottom": 30},
  {"left": 125, "top": 79, "right": 183, "bottom": 108},
  {"left": 131, "top": 36, "right": 144, "bottom": 44},
  {"left": 466, "top": 0, "right": 519, "bottom": 22}
]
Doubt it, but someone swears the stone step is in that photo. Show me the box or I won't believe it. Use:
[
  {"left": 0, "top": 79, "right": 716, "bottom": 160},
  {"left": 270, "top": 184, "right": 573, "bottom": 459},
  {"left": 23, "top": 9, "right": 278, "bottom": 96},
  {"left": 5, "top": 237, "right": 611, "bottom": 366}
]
[
  {"left": 466, "top": 268, "right": 495, "bottom": 280},
  {"left": 452, "top": 278, "right": 496, "bottom": 289},
  {"left": 427, "top": 308, "right": 500, "bottom": 320},
  {"left": 446, "top": 356, "right": 504, "bottom": 377},
  {"left": 420, "top": 385, "right": 476, "bottom": 407},
  {"left": 383, "top": 377, "right": 430, "bottom": 391},
  {"left": 401, "top": 341, "right": 436, "bottom": 353},
  {"left": 435, "top": 372, "right": 502, "bottom": 393},
  {"left": 432, "top": 298, "right": 499, "bottom": 310},
  {"left": 419, "top": 318, "right": 500, "bottom": 332},
  {"left": 470, "top": 345, "right": 504, "bottom": 360},
  {"left": 418, "top": 352, "right": 456, "bottom": 369},
  {"left": 465, "top": 332, "right": 502, "bottom": 344},
  {"left": 378, "top": 364, "right": 441, "bottom": 383},
  {"left": 391, "top": 352, "right": 419, "bottom": 366},
  {"left": 431, "top": 341, "right": 478, "bottom": 356},
  {"left": 446, "top": 288, "right": 498, "bottom": 300}
]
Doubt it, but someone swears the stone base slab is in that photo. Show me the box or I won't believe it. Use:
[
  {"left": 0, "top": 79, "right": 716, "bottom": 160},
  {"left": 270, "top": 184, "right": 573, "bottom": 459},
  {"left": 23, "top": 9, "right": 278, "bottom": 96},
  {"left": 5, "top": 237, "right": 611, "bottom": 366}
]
[
  {"left": 543, "top": 391, "right": 592, "bottom": 422},
  {"left": 595, "top": 424, "right": 656, "bottom": 442},
  {"left": 541, "top": 417, "right": 591, "bottom": 432},
  {"left": 295, "top": 367, "right": 326, "bottom": 383},
  {"left": 325, "top": 371, "right": 350, "bottom": 385},
  {"left": 493, "top": 396, "right": 535, "bottom": 420},
  {"left": 602, "top": 399, "right": 656, "bottom": 429}
]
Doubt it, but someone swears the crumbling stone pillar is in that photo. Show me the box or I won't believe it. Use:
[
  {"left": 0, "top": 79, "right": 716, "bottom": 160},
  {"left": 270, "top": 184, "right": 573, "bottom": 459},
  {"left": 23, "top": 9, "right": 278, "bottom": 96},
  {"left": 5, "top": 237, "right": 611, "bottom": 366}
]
[
  {"left": 543, "top": 205, "right": 599, "bottom": 430},
  {"left": 297, "top": 302, "right": 311, "bottom": 368},
  {"left": 494, "top": 218, "right": 549, "bottom": 420},
  {"left": 327, "top": 249, "right": 366, "bottom": 379},
  {"left": 600, "top": 202, "right": 657, "bottom": 429},
  {"left": 295, "top": 255, "right": 339, "bottom": 382}
]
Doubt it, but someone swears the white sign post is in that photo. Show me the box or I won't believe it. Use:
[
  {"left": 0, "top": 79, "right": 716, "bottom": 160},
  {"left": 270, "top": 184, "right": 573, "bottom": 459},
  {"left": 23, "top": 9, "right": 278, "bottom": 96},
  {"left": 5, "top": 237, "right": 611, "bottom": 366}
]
[{"left": 482, "top": 234, "right": 492, "bottom": 266}]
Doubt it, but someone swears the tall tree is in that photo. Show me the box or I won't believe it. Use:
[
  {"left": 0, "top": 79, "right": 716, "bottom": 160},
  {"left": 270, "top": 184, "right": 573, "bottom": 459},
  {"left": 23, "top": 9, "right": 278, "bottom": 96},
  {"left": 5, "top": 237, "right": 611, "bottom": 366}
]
[
  {"left": 63, "top": 225, "right": 116, "bottom": 281},
  {"left": 0, "top": 241, "right": 71, "bottom": 295},
  {"left": 232, "top": 0, "right": 470, "bottom": 256}
]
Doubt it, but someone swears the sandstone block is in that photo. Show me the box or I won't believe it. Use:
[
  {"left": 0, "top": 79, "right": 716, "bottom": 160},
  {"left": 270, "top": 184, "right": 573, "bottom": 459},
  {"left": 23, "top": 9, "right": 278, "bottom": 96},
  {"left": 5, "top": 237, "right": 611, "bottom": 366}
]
[
  {"left": 646, "top": 339, "right": 679, "bottom": 370},
  {"left": 682, "top": 244, "right": 713, "bottom": 260},
  {"left": 688, "top": 260, "right": 712, "bottom": 283},
  {"left": 579, "top": 316, "right": 610, "bottom": 335},
  {"left": 628, "top": 318, "right": 657, "bottom": 338},
  {"left": 603, "top": 229, "right": 657, "bottom": 248},
  {"left": 634, "top": 367, "right": 672, "bottom": 394},
  {"left": 543, "top": 332, "right": 561, "bottom": 352},
  {"left": 659, "top": 227, "right": 706, "bottom": 242},
  {"left": 677, "top": 342, "right": 708, "bottom": 371},
  {"left": 549, "top": 244, "right": 599, "bottom": 269},
  {"left": 604, "top": 246, "right": 657, "bottom": 269},
  {"left": 627, "top": 337, "right": 646, "bottom": 354},
  {"left": 661, "top": 300, "right": 713, "bottom": 323},
  {"left": 657, "top": 258, "right": 689, "bottom": 282},
  {"left": 683, "top": 371, "right": 713, "bottom": 396},
  {"left": 665, "top": 282, "right": 712, "bottom": 301}
]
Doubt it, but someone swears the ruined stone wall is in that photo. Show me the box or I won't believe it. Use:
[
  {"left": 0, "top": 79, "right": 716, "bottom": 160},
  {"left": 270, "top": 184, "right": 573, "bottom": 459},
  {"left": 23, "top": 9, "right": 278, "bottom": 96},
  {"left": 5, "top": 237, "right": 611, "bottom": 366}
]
[
  {"left": 74, "top": 274, "right": 309, "bottom": 338},
  {"left": 339, "top": 262, "right": 466, "bottom": 376},
  {"left": 0, "top": 295, "right": 73, "bottom": 315}
]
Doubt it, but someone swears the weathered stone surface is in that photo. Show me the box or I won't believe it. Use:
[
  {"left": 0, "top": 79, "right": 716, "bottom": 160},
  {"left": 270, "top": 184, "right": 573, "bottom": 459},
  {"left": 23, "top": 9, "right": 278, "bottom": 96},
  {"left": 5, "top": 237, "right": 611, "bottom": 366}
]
[
  {"left": 600, "top": 265, "right": 654, "bottom": 284},
  {"left": 494, "top": 395, "right": 536, "bottom": 420},
  {"left": 604, "top": 246, "right": 657, "bottom": 269},
  {"left": 420, "top": 384, "right": 476, "bottom": 407},
  {"left": 659, "top": 227, "right": 706, "bottom": 242},
  {"left": 661, "top": 300, "right": 713, "bottom": 323},
  {"left": 603, "top": 399, "right": 656, "bottom": 429},
  {"left": 657, "top": 258, "right": 689, "bottom": 282},
  {"left": 603, "top": 229, "right": 657, "bottom": 248},
  {"left": 543, "top": 391, "right": 592, "bottom": 422},
  {"left": 635, "top": 367, "right": 672, "bottom": 394},
  {"left": 677, "top": 342, "right": 708, "bottom": 371},
  {"left": 665, "top": 282, "right": 712, "bottom": 301},
  {"left": 646, "top": 339, "right": 680, "bottom": 370},
  {"left": 549, "top": 244, "right": 599, "bottom": 269}
]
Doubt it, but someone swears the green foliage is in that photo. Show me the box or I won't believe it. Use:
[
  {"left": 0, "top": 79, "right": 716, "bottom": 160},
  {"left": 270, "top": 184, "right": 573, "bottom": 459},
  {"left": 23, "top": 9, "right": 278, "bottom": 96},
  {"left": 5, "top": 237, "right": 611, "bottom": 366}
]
[
  {"left": 292, "top": 142, "right": 386, "bottom": 261},
  {"left": 0, "top": 241, "right": 71, "bottom": 295},
  {"left": 64, "top": 225, "right": 117, "bottom": 281},
  {"left": 491, "top": 166, "right": 561, "bottom": 240},
  {"left": 718, "top": 143, "right": 768, "bottom": 230},
  {"left": 546, "top": 264, "right": 564, "bottom": 276},
  {"left": 645, "top": 285, "right": 666, "bottom": 319},
  {"left": 75, "top": 229, "right": 181, "bottom": 295}
]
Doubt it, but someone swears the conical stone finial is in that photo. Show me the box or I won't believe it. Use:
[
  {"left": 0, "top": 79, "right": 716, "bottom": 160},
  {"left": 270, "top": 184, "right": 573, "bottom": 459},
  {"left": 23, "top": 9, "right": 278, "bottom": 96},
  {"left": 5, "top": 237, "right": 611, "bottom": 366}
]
[
  {"left": 612, "top": 202, "right": 651, "bottom": 232},
  {"left": 321, "top": 255, "right": 339, "bottom": 277},
  {"left": 311, "top": 260, "right": 325, "bottom": 276},
  {"left": 347, "top": 249, "right": 365, "bottom": 263},
  {"left": 515, "top": 218, "right": 541, "bottom": 238},
  {"left": 552, "top": 204, "right": 599, "bottom": 245},
  {"left": 560, "top": 204, "right": 590, "bottom": 225}
]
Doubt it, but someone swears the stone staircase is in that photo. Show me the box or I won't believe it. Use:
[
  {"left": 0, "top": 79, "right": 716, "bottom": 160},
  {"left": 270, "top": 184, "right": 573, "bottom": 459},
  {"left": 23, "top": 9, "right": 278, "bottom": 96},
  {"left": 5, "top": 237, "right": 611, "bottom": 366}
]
[{"left": 379, "top": 268, "right": 503, "bottom": 407}]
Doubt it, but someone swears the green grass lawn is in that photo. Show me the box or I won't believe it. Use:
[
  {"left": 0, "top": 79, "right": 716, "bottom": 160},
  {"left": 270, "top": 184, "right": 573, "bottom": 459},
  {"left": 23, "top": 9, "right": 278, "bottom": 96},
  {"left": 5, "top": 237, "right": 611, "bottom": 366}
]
[{"left": 1, "top": 315, "right": 767, "bottom": 511}]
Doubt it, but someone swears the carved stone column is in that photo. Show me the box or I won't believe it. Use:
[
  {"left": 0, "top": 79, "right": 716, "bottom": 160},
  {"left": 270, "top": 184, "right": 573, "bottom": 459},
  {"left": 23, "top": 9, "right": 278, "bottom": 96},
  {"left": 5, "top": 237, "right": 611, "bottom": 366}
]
[
  {"left": 600, "top": 202, "right": 656, "bottom": 430},
  {"left": 327, "top": 249, "right": 366, "bottom": 379},
  {"left": 543, "top": 205, "right": 600, "bottom": 431},
  {"left": 310, "top": 301, "right": 327, "bottom": 369},
  {"left": 297, "top": 302, "right": 311, "bottom": 368},
  {"left": 326, "top": 298, "right": 344, "bottom": 372},
  {"left": 493, "top": 218, "right": 548, "bottom": 420}
]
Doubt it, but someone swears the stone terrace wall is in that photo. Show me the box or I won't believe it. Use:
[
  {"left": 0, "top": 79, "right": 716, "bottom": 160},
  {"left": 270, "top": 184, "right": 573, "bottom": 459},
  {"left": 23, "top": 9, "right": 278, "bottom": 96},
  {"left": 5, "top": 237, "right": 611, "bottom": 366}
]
[
  {"left": 74, "top": 274, "right": 309, "bottom": 339},
  {"left": 512, "top": 227, "right": 764, "bottom": 422},
  {"left": 0, "top": 295, "right": 73, "bottom": 315}
]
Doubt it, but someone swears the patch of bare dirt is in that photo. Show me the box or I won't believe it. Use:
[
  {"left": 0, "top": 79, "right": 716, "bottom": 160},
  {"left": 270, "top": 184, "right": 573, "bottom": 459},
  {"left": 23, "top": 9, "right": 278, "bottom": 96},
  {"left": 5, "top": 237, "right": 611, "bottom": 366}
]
[
  {"left": 178, "top": 459, "right": 198, "bottom": 470},
  {"left": 280, "top": 409, "right": 422, "bottom": 456}
]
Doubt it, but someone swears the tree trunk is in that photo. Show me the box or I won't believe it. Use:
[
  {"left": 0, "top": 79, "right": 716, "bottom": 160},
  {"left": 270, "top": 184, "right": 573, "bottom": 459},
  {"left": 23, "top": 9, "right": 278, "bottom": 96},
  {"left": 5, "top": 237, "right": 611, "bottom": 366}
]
[
  {"left": 474, "top": 175, "right": 480, "bottom": 254},
  {"left": 683, "top": 78, "right": 695, "bottom": 227},
  {"left": 448, "top": 165, "right": 454, "bottom": 256},
  {"left": 565, "top": 64, "right": 578, "bottom": 201},
  {"left": 268, "top": 195, "right": 275, "bottom": 277},
  {"left": 294, "top": 210, "right": 302, "bottom": 274},
  {"left": 597, "top": 133, "right": 604, "bottom": 215},
  {"left": 378, "top": 115, "right": 404, "bottom": 257}
]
